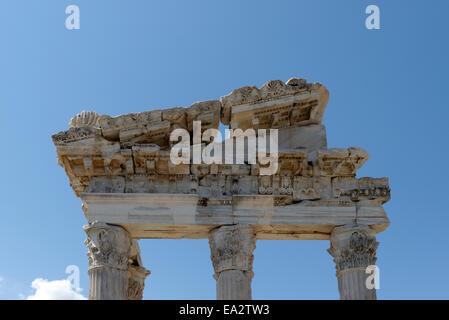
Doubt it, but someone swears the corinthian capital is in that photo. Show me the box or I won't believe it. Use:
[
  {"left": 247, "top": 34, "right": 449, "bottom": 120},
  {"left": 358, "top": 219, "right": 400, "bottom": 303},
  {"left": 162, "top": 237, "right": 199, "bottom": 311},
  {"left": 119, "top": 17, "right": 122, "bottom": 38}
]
[
  {"left": 327, "top": 225, "right": 378, "bottom": 274},
  {"left": 128, "top": 265, "right": 151, "bottom": 300},
  {"left": 209, "top": 225, "right": 256, "bottom": 277},
  {"left": 83, "top": 222, "right": 131, "bottom": 270}
]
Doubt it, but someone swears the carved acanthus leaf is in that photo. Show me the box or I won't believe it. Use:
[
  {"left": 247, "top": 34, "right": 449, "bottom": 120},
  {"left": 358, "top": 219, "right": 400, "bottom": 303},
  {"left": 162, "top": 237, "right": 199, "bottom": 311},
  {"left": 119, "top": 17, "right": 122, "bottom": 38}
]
[
  {"left": 83, "top": 222, "right": 131, "bottom": 270},
  {"left": 328, "top": 230, "right": 378, "bottom": 273}
]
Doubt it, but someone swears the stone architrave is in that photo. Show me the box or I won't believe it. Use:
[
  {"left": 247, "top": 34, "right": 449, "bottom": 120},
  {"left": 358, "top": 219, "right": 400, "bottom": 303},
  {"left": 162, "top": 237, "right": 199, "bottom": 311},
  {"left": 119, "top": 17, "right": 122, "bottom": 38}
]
[
  {"left": 209, "top": 225, "right": 256, "bottom": 300},
  {"left": 327, "top": 224, "right": 379, "bottom": 300}
]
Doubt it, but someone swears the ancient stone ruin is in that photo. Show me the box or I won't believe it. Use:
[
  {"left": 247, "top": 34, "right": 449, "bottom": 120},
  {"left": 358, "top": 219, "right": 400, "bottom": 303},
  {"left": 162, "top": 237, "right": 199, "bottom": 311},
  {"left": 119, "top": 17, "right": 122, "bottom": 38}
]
[{"left": 52, "top": 78, "right": 390, "bottom": 300}]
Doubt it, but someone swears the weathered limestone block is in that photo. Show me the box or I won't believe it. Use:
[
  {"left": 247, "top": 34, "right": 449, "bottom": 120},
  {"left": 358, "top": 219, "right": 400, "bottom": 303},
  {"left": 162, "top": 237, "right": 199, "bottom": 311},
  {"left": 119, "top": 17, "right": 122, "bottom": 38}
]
[
  {"left": 132, "top": 144, "right": 160, "bottom": 174},
  {"left": 278, "top": 124, "right": 327, "bottom": 151},
  {"left": 212, "top": 164, "right": 251, "bottom": 176},
  {"left": 332, "top": 177, "right": 390, "bottom": 203},
  {"left": 85, "top": 176, "right": 125, "bottom": 193},
  {"left": 186, "top": 100, "right": 221, "bottom": 133},
  {"left": 196, "top": 175, "right": 258, "bottom": 198},
  {"left": 327, "top": 225, "right": 378, "bottom": 300},
  {"left": 98, "top": 110, "right": 163, "bottom": 141},
  {"left": 191, "top": 164, "right": 210, "bottom": 178},
  {"left": 124, "top": 174, "right": 194, "bottom": 194},
  {"left": 125, "top": 175, "right": 152, "bottom": 193},
  {"left": 69, "top": 110, "right": 101, "bottom": 128},
  {"left": 292, "top": 177, "right": 332, "bottom": 201},
  {"left": 119, "top": 120, "right": 171, "bottom": 147},
  {"left": 277, "top": 151, "right": 313, "bottom": 176},
  {"left": 52, "top": 126, "right": 101, "bottom": 145},
  {"left": 96, "top": 101, "right": 220, "bottom": 149},
  {"left": 318, "top": 147, "right": 370, "bottom": 177},
  {"left": 209, "top": 225, "right": 256, "bottom": 300},
  {"left": 198, "top": 175, "right": 224, "bottom": 199},
  {"left": 84, "top": 222, "right": 132, "bottom": 300},
  {"left": 221, "top": 78, "right": 329, "bottom": 131},
  {"left": 162, "top": 107, "right": 188, "bottom": 130}
]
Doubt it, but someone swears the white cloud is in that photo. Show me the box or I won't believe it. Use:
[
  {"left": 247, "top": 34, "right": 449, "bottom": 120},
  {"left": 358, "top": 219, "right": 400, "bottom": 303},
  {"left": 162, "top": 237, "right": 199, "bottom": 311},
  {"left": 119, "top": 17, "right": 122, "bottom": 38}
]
[{"left": 26, "top": 278, "right": 87, "bottom": 300}]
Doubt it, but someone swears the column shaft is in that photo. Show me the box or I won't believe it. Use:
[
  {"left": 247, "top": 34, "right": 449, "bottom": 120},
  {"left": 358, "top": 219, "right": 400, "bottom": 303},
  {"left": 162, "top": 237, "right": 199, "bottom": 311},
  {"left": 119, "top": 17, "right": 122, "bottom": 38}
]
[
  {"left": 216, "top": 270, "right": 252, "bottom": 300},
  {"left": 337, "top": 269, "right": 376, "bottom": 300},
  {"left": 88, "top": 267, "right": 129, "bottom": 300},
  {"left": 84, "top": 222, "right": 131, "bottom": 300}
]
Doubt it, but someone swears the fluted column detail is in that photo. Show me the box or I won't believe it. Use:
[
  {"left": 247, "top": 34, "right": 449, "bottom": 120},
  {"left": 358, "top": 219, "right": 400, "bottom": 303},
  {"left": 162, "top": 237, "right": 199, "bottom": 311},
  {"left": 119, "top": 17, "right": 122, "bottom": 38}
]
[
  {"left": 84, "top": 221, "right": 131, "bottom": 300},
  {"left": 327, "top": 225, "right": 379, "bottom": 300},
  {"left": 209, "top": 225, "right": 256, "bottom": 300}
]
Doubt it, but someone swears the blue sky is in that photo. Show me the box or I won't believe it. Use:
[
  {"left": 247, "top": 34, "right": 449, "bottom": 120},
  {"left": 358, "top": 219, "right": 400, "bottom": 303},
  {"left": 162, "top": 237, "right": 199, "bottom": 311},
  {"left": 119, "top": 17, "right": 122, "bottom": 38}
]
[{"left": 1, "top": 0, "right": 448, "bottom": 299}]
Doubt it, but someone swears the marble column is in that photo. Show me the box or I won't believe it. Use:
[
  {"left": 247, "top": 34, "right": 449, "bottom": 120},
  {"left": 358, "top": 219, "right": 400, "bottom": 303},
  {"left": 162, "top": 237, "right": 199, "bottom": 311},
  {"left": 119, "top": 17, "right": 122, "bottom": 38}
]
[
  {"left": 127, "top": 240, "right": 151, "bottom": 300},
  {"left": 209, "top": 225, "right": 256, "bottom": 300},
  {"left": 84, "top": 221, "right": 131, "bottom": 300},
  {"left": 327, "top": 224, "right": 379, "bottom": 300},
  {"left": 128, "top": 265, "right": 151, "bottom": 300}
]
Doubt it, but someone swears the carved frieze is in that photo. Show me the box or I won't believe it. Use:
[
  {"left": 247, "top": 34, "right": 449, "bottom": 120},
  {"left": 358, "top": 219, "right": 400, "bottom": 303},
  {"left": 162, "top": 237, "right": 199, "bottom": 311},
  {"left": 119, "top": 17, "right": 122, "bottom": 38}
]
[
  {"left": 332, "top": 177, "right": 390, "bottom": 203},
  {"left": 52, "top": 78, "right": 390, "bottom": 209},
  {"left": 292, "top": 177, "right": 332, "bottom": 201},
  {"left": 318, "top": 148, "right": 370, "bottom": 177},
  {"left": 220, "top": 78, "right": 329, "bottom": 131},
  {"left": 52, "top": 126, "right": 100, "bottom": 144}
]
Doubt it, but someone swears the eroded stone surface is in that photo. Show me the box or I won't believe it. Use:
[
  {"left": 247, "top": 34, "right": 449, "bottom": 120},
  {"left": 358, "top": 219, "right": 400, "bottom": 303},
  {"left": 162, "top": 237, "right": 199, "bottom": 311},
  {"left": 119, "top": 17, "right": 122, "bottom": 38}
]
[
  {"left": 209, "top": 225, "right": 256, "bottom": 300},
  {"left": 221, "top": 78, "right": 329, "bottom": 130},
  {"left": 328, "top": 225, "right": 379, "bottom": 300},
  {"left": 52, "top": 78, "right": 390, "bottom": 237},
  {"left": 53, "top": 78, "right": 391, "bottom": 301}
]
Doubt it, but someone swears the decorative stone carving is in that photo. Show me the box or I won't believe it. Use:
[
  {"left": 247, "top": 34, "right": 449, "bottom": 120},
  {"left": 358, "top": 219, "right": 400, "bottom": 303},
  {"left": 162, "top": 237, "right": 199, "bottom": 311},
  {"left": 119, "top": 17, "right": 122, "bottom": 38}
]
[
  {"left": 327, "top": 225, "right": 378, "bottom": 300},
  {"left": 96, "top": 101, "right": 220, "bottom": 148},
  {"left": 52, "top": 126, "right": 100, "bottom": 144},
  {"left": 220, "top": 78, "right": 329, "bottom": 130},
  {"left": 84, "top": 222, "right": 131, "bottom": 270},
  {"left": 69, "top": 110, "right": 101, "bottom": 128},
  {"left": 318, "top": 148, "right": 370, "bottom": 177},
  {"left": 209, "top": 225, "right": 256, "bottom": 300},
  {"left": 52, "top": 78, "right": 391, "bottom": 300},
  {"left": 292, "top": 177, "right": 332, "bottom": 201},
  {"left": 126, "top": 240, "right": 150, "bottom": 300},
  {"left": 128, "top": 265, "right": 150, "bottom": 300},
  {"left": 328, "top": 228, "right": 378, "bottom": 273},
  {"left": 332, "top": 177, "right": 390, "bottom": 203},
  {"left": 83, "top": 222, "right": 132, "bottom": 300},
  {"left": 259, "top": 176, "right": 272, "bottom": 195},
  {"left": 209, "top": 225, "right": 255, "bottom": 275}
]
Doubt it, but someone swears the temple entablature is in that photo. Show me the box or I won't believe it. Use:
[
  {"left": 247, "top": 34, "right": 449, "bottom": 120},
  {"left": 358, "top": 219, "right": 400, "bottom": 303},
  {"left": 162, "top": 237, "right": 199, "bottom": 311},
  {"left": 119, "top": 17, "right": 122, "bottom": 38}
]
[
  {"left": 52, "top": 78, "right": 390, "bottom": 238},
  {"left": 52, "top": 77, "right": 391, "bottom": 300}
]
